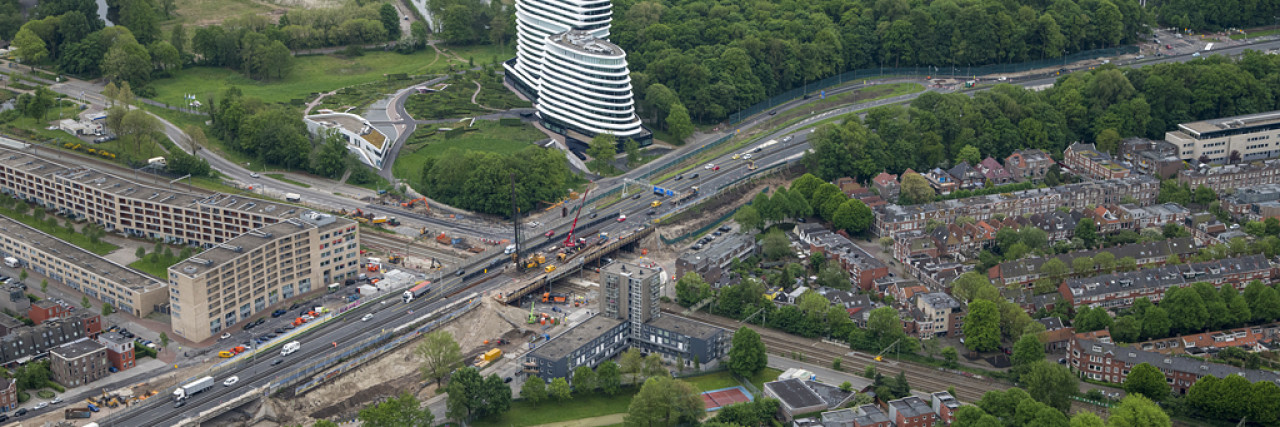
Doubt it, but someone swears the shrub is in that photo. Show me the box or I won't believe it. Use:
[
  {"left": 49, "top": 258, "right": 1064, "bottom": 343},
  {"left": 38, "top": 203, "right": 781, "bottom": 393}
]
[
  {"left": 17, "top": 391, "right": 28, "bottom": 402},
  {"left": 36, "top": 390, "right": 54, "bottom": 398},
  {"left": 48, "top": 382, "right": 64, "bottom": 392}
]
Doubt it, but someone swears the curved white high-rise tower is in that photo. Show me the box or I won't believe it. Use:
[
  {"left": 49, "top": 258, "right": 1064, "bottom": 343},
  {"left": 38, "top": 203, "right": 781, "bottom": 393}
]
[
  {"left": 536, "top": 31, "right": 643, "bottom": 138},
  {"left": 507, "top": 0, "right": 612, "bottom": 98}
]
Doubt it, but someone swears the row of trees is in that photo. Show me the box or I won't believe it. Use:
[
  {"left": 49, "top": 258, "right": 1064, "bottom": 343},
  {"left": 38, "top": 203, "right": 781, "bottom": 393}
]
[
  {"left": 808, "top": 53, "right": 1280, "bottom": 183},
  {"left": 424, "top": 0, "right": 511, "bottom": 47},
  {"left": 615, "top": 0, "right": 1151, "bottom": 124},
  {"left": 1075, "top": 280, "right": 1280, "bottom": 343},
  {"left": 735, "top": 173, "right": 872, "bottom": 236},
  {"left": 955, "top": 387, "right": 1169, "bottom": 427},
  {"left": 206, "top": 87, "right": 365, "bottom": 180}
]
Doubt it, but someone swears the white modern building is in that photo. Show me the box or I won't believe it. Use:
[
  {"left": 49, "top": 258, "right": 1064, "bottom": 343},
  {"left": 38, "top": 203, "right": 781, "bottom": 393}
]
[
  {"left": 506, "top": 0, "right": 612, "bottom": 98},
  {"left": 303, "top": 112, "right": 388, "bottom": 169},
  {"left": 1166, "top": 110, "right": 1280, "bottom": 164},
  {"left": 536, "top": 31, "right": 644, "bottom": 139}
]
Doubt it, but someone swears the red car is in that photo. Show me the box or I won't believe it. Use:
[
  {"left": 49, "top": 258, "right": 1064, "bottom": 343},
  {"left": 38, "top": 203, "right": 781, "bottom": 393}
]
[
  {"left": 544, "top": 230, "right": 555, "bottom": 238},
  {"left": 713, "top": 166, "right": 720, "bottom": 171}
]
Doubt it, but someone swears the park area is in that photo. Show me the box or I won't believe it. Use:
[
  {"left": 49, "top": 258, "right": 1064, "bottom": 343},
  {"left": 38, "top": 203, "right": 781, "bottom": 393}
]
[
  {"left": 391, "top": 120, "right": 546, "bottom": 187},
  {"left": 472, "top": 368, "right": 782, "bottom": 427}
]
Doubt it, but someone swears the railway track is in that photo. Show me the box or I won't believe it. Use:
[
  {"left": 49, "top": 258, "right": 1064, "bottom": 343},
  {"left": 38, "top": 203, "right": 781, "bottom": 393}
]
[
  {"left": 360, "top": 232, "right": 469, "bottom": 266},
  {"left": 667, "top": 307, "right": 1006, "bottom": 403}
]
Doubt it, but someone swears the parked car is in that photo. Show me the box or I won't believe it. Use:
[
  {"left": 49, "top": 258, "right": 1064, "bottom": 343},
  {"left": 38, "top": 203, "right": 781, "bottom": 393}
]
[
  {"left": 33, "top": 402, "right": 48, "bottom": 410},
  {"left": 271, "top": 309, "right": 287, "bottom": 318},
  {"left": 15, "top": 408, "right": 27, "bottom": 416},
  {"left": 220, "top": 332, "right": 231, "bottom": 340}
]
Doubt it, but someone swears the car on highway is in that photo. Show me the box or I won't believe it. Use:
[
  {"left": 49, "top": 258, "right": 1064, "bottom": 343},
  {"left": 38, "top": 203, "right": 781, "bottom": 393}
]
[
  {"left": 743, "top": 154, "right": 752, "bottom": 159},
  {"left": 675, "top": 175, "right": 683, "bottom": 180},
  {"left": 362, "top": 313, "right": 374, "bottom": 321},
  {"left": 456, "top": 269, "right": 466, "bottom": 277},
  {"left": 1192, "top": 52, "right": 1201, "bottom": 57},
  {"left": 783, "top": 135, "right": 792, "bottom": 142},
  {"left": 769, "top": 110, "right": 777, "bottom": 115},
  {"left": 174, "top": 399, "right": 186, "bottom": 408},
  {"left": 618, "top": 214, "right": 627, "bottom": 222},
  {"left": 273, "top": 358, "right": 284, "bottom": 365},
  {"left": 704, "top": 163, "right": 715, "bottom": 170},
  {"left": 223, "top": 376, "right": 239, "bottom": 387},
  {"left": 544, "top": 230, "right": 555, "bottom": 238},
  {"left": 632, "top": 193, "right": 642, "bottom": 200},
  {"left": 712, "top": 166, "right": 720, "bottom": 171},
  {"left": 589, "top": 212, "right": 598, "bottom": 219},
  {"left": 250, "top": 172, "right": 261, "bottom": 178},
  {"left": 690, "top": 173, "right": 699, "bottom": 179}
]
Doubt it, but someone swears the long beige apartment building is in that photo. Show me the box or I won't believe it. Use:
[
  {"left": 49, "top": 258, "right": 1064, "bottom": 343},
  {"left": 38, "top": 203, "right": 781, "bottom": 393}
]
[
  {"left": 0, "top": 148, "right": 304, "bottom": 247},
  {"left": 1166, "top": 110, "right": 1280, "bottom": 164},
  {"left": 0, "top": 216, "right": 168, "bottom": 317},
  {"left": 168, "top": 212, "right": 359, "bottom": 341}
]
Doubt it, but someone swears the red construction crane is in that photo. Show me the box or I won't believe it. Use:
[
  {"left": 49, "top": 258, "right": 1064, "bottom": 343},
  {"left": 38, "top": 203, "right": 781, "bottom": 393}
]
[{"left": 563, "top": 188, "right": 590, "bottom": 248}]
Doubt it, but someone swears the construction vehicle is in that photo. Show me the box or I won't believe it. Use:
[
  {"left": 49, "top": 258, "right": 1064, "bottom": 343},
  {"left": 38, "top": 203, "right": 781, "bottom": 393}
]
[
  {"left": 371, "top": 216, "right": 389, "bottom": 224},
  {"left": 436, "top": 233, "right": 450, "bottom": 244},
  {"left": 544, "top": 264, "right": 557, "bottom": 273},
  {"left": 388, "top": 255, "right": 403, "bottom": 264},
  {"left": 597, "top": 232, "right": 610, "bottom": 246},
  {"left": 562, "top": 188, "right": 590, "bottom": 248},
  {"left": 483, "top": 348, "right": 503, "bottom": 361},
  {"left": 65, "top": 408, "right": 93, "bottom": 419},
  {"left": 401, "top": 197, "right": 428, "bottom": 210},
  {"left": 173, "top": 376, "right": 214, "bottom": 401},
  {"left": 527, "top": 302, "right": 539, "bottom": 324},
  {"left": 354, "top": 216, "right": 369, "bottom": 224},
  {"left": 542, "top": 292, "right": 568, "bottom": 303},
  {"left": 366, "top": 258, "right": 382, "bottom": 272},
  {"left": 524, "top": 253, "right": 546, "bottom": 269}
]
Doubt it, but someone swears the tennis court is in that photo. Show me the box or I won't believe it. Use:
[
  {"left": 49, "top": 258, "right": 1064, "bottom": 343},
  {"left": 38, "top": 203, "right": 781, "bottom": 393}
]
[{"left": 701, "top": 385, "right": 753, "bottom": 411}]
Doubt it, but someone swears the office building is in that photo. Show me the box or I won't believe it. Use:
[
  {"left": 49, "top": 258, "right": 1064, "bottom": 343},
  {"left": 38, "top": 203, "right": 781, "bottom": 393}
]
[
  {"left": 0, "top": 215, "right": 168, "bottom": 317},
  {"left": 526, "top": 262, "right": 727, "bottom": 379},
  {"left": 1165, "top": 110, "right": 1280, "bottom": 164},
  {"left": 97, "top": 332, "right": 136, "bottom": 372},
  {"left": 167, "top": 212, "right": 360, "bottom": 342},
  {"left": 49, "top": 338, "right": 109, "bottom": 387}
]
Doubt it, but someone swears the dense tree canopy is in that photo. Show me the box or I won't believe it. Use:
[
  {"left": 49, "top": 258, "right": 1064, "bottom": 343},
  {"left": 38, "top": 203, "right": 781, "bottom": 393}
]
[
  {"left": 418, "top": 145, "right": 575, "bottom": 217},
  {"left": 1155, "top": 0, "right": 1280, "bottom": 31},
  {"left": 615, "top": 0, "right": 1153, "bottom": 124}
]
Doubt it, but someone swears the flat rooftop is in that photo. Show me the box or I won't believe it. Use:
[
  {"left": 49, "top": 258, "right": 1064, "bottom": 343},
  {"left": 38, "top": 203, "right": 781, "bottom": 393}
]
[
  {"left": 529, "top": 315, "right": 623, "bottom": 361},
  {"left": 603, "top": 261, "right": 658, "bottom": 278},
  {"left": 548, "top": 30, "right": 624, "bottom": 57},
  {"left": 51, "top": 337, "right": 105, "bottom": 359},
  {"left": 1179, "top": 110, "right": 1280, "bottom": 136},
  {"left": 306, "top": 113, "right": 387, "bottom": 150},
  {"left": 0, "top": 216, "right": 165, "bottom": 294},
  {"left": 170, "top": 212, "right": 351, "bottom": 278},
  {"left": 0, "top": 148, "right": 303, "bottom": 221},
  {"left": 645, "top": 315, "right": 724, "bottom": 340},
  {"left": 765, "top": 378, "right": 826, "bottom": 409}
]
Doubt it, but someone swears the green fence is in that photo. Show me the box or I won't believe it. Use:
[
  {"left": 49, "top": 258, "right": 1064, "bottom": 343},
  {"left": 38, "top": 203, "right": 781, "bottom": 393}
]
[{"left": 729, "top": 46, "right": 1139, "bottom": 124}]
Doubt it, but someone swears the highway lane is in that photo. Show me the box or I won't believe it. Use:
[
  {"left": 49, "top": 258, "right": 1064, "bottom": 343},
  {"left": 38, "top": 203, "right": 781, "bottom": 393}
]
[{"left": 108, "top": 271, "right": 503, "bottom": 426}]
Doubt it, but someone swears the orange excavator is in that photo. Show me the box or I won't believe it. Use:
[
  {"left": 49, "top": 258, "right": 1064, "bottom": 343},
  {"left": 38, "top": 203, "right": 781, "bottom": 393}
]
[{"left": 401, "top": 197, "right": 428, "bottom": 212}]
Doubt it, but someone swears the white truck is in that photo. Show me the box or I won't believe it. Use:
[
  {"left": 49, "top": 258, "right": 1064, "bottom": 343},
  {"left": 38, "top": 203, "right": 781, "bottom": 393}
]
[
  {"left": 281, "top": 341, "right": 300, "bottom": 356},
  {"left": 173, "top": 376, "right": 214, "bottom": 401},
  {"left": 284, "top": 193, "right": 301, "bottom": 203},
  {"left": 3, "top": 257, "right": 18, "bottom": 268}
]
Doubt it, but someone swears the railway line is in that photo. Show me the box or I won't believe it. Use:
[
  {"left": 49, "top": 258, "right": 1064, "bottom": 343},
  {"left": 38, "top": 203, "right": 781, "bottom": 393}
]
[{"left": 359, "top": 231, "right": 469, "bottom": 266}]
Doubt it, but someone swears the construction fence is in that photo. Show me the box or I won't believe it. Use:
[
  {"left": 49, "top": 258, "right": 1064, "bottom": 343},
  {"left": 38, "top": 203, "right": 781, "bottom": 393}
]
[{"left": 729, "top": 46, "right": 1139, "bottom": 124}]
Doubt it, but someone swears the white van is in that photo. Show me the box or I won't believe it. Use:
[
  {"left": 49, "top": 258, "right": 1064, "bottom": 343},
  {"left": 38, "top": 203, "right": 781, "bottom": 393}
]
[
  {"left": 281, "top": 341, "right": 300, "bottom": 356},
  {"left": 3, "top": 257, "right": 18, "bottom": 268}
]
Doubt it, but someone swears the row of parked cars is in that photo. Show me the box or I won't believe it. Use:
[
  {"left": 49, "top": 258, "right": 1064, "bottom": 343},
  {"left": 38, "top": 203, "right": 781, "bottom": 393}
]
[{"left": 691, "top": 225, "right": 735, "bottom": 250}]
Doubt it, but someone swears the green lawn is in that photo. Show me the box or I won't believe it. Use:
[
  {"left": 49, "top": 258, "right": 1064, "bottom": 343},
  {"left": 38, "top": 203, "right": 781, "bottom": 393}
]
[
  {"left": 127, "top": 255, "right": 186, "bottom": 280},
  {"left": 682, "top": 371, "right": 741, "bottom": 392},
  {"left": 1230, "top": 28, "right": 1280, "bottom": 40},
  {"left": 0, "top": 203, "right": 119, "bottom": 256},
  {"left": 472, "top": 387, "right": 639, "bottom": 427},
  {"left": 392, "top": 120, "right": 544, "bottom": 187},
  {"left": 266, "top": 173, "right": 311, "bottom": 188}
]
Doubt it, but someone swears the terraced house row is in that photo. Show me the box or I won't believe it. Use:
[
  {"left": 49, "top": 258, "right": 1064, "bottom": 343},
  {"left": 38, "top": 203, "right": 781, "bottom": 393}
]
[{"left": 874, "top": 175, "right": 1159, "bottom": 238}]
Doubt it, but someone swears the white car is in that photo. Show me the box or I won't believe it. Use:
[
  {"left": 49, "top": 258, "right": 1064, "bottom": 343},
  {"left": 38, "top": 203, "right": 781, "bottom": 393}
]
[
  {"left": 743, "top": 154, "right": 752, "bottom": 159},
  {"left": 249, "top": 172, "right": 261, "bottom": 178},
  {"left": 223, "top": 376, "right": 239, "bottom": 387},
  {"left": 362, "top": 313, "right": 374, "bottom": 321},
  {"left": 50, "top": 397, "right": 62, "bottom": 404},
  {"left": 33, "top": 402, "right": 48, "bottom": 410},
  {"left": 783, "top": 135, "right": 793, "bottom": 142},
  {"left": 220, "top": 332, "right": 231, "bottom": 340},
  {"left": 704, "top": 163, "right": 714, "bottom": 170}
]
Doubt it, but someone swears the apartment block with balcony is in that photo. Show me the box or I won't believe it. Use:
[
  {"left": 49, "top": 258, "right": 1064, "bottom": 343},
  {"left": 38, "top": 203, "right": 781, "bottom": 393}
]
[
  {"left": 989, "top": 237, "right": 1195, "bottom": 288},
  {"left": 1165, "top": 110, "right": 1280, "bottom": 164},
  {"left": 167, "top": 212, "right": 360, "bottom": 342}
]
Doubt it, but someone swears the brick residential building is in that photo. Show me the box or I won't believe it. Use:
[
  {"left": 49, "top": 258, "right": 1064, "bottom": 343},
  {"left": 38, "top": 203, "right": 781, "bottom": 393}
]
[
  {"left": 875, "top": 175, "right": 1158, "bottom": 238},
  {"left": 1061, "top": 254, "right": 1272, "bottom": 310},
  {"left": 1067, "top": 334, "right": 1280, "bottom": 394},
  {"left": 97, "top": 332, "right": 135, "bottom": 371},
  {"left": 49, "top": 338, "right": 109, "bottom": 387},
  {"left": 978, "top": 157, "right": 1014, "bottom": 185},
  {"left": 794, "top": 224, "right": 889, "bottom": 290},
  {"left": 0, "top": 313, "right": 96, "bottom": 364},
  {"left": 931, "top": 391, "right": 961, "bottom": 425},
  {"left": 0, "top": 378, "right": 15, "bottom": 412},
  {"left": 887, "top": 396, "right": 938, "bottom": 427},
  {"left": 27, "top": 300, "right": 68, "bottom": 324},
  {"left": 1005, "top": 149, "right": 1056, "bottom": 181},
  {"left": 1065, "top": 142, "right": 1131, "bottom": 180},
  {"left": 1177, "top": 158, "right": 1280, "bottom": 195},
  {"left": 872, "top": 172, "right": 900, "bottom": 203},
  {"left": 1120, "top": 138, "right": 1184, "bottom": 179},
  {"left": 1134, "top": 324, "right": 1280, "bottom": 355},
  {"left": 988, "top": 237, "right": 1196, "bottom": 288},
  {"left": 948, "top": 162, "right": 986, "bottom": 190}
]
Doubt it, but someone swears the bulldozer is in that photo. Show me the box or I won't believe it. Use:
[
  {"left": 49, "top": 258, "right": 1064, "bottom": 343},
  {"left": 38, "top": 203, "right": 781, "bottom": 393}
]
[
  {"left": 388, "top": 254, "right": 404, "bottom": 264},
  {"left": 524, "top": 253, "right": 546, "bottom": 269}
]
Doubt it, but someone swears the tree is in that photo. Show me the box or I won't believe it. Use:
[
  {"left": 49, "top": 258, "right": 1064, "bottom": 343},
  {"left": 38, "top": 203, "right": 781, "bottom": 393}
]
[
  {"left": 620, "top": 348, "right": 644, "bottom": 385},
  {"left": 1194, "top": 185, "right": 1217, "bottom": 206},
  {"left": 101, "top": 302, "right": 113, "bottom": 316},
  {"left": 624, "top": 139, "right": 642, "bottom": 166},
  {"left": 1070, "top": 412, "right": 1105, "bottom": 427},
  {"left": 311, "top": 129, "right": 349, "bottom": 178},
  {"left": 40, "top": 279, "right": 48, "bottom": 294},
  {"left": 675, "top": 273, "right": 712, "bottom": 307},
  {"left": 81, "top": 296, "right": 90, "bottom": 309},
  {"left": 728, "top": 327, "right": 766, "bottom": 377},
  {"left": 1123, "top": 363, "right": 1170, "bottom": 401},
  {"left": 624, "top": 376, "right": 704, "bottom": 427},
  {"left": 1022, "top": 361, "right": 1077, "bottom": 413},
  {"left": 942, "top": 346, "right": 959, "bottom": 368},
  {"left": 1107, "top": 395, "right": 1170, "bottom": 427},
  {"left": 572, "top": 365, "right": 597, "bottom": 394},
  {"left": 667, "top": 103, "right": 694, "bottom": 143},
  {"left": 597, "top": 361, "right": 622, "bottom": 395},
  {"left": 816, "top": 265, "right": 850, "bottom": 291},
  {"left": 548, "top": 377, "right": 572, "bottom": 401},
  {"left": 12, "top": 28, "right": 49, "bottom": 66},
  {"left": 963, "top": 300, "right": 1001, "bottom": 352},
  {"left": 956, "top": 145, "right": 981, "bottom": 165},
  {"left": 379, "top": 3, "right": 400, "bottom": 39},
  {"left": 586, "top": 133, "right": 617, "bottom": 171},
  {"left": 158, "top": 332, "right": 169, "bottom": 348},
  {"left": 1039, "top": 258, "right": 1068, "bottom": 280},
  {"left": 521, "top": 375, "right": 547, "bottom": 402},
  {"left": 761, "top": 230, "right": 791, "bottom": 260},
  {"left": 1011, "top": 333, "right": 1046, "bottom": 377},
  {"left": 1162, "top": 287, "right": 1208, "bottom": 334},
  {"left": 1141, "top": 307, "right": 1171, "bottom": 339},
  {"left": 1072, "top": 306, "right": 1113, "bottom": 333},
  {"left": 643, "top": 353, "right": 666, "bottom": 379},
  {"left": 416, "top": 331, "right": 462, "bottom": 385},
  {"left": 102, "top": 34, "right": 153, "bottom": 87},
  {"left": 1076, "top": 218, "right": 1098, "bottom": 249},
  {"left": 148, "top": 40, "right": 180, "bottom": 73},
  {"left": 1094, "top": 252, "right": 1116, "bottom": 273},
  {"left": 358, "top": 392, "right": 434, "bottom": 427},
  {"left": 900, "top": 173, "right": 935, "bottom": 204},
  {"left": 1072, "top": 256, "right": 1095, "bottom": 276},
  {"left": 1096, "top": 129, "right": 1122, "bottom": 154},
  {"left": 734, "top": 205, "right": 763, "bottom": 232},
  {"left": 951, "top": 271, "right": 994, "bottom": 303},
  {"left": 833, "top": 199, "right": 873, "bottom": 235}
]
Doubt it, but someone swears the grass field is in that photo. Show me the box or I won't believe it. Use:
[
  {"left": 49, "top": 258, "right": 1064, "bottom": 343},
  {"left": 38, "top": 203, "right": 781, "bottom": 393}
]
[
  {"left": 392, "top": 120, "right": 544, "bottom": 186},
  {"left": 1230, "top": 28, "right": 1280, "bottom": 40},
  {"left": 128, "top": 254, "right": 186, "bottom": 280},
  {"left": 0, "top": 203, "right": 119, "bottom": 256},
  {"left": 163, "top": 0, "right": 307, "bottom": 30}
]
